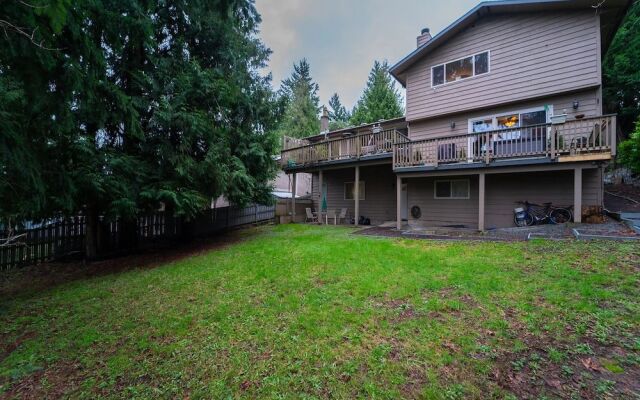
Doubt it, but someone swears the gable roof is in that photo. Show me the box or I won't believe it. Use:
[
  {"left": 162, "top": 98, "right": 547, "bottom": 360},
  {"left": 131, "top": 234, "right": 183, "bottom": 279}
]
[{"left": 390, "top": 0, "right": 631, "bottom": 87}]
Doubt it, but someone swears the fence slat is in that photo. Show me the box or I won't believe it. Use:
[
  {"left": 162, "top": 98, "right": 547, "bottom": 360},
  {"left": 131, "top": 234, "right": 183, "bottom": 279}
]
[{"left": 0, "top": 203, "right": 274, "bottom": 270}]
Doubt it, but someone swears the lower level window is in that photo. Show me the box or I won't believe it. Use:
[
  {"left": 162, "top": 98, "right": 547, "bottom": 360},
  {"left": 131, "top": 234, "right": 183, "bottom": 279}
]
[
  {"left": 434, "top": 179, "right": 469, "bottom": 199},
  {"left": 344, "top": 181, "right": 365, "bottom": 200}
]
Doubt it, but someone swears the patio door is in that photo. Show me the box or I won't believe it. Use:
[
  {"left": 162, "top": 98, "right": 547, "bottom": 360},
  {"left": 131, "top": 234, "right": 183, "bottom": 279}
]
[
  {"left": 468, "top": 105, "right": 553, "bottom": 159},
  {"left": 400, "top": 184, "right": 408, "bottom": 220}
]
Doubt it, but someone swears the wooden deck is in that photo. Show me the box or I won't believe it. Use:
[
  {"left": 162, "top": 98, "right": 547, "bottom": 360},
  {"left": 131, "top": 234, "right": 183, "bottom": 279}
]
[
  {"left": 280, "top": 129, "right": 409, "bottom": 168},
  {"left": 393, "top": 115, "right": 616, "bottom": 169},
  {"left": 280, "top": 115, "right": 616, "bottom": 171}
]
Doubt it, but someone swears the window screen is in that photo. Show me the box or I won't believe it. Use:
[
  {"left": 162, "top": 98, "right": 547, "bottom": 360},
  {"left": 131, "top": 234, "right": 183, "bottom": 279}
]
[
  {"left": 521, "top": 110, "right": 547, "bottom": 126},
  {"left": 432, "top": 65, "right": 445, "bottom": 86},
  {"left": 474, "top": 52, "right": 489, "bottom": 75}
]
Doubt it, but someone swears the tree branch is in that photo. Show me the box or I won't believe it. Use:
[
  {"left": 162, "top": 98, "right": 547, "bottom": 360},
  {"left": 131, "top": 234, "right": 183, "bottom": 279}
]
[{"left": 0, "top": 18, "right": 63, "bottom": 51}]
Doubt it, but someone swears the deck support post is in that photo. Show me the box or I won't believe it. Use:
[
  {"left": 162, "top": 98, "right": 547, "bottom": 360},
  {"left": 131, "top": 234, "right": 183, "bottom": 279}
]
[
  {"left": 574, "top": 167, "right": 582, "bottom": 223},
  {"left": 396, "top": 176, "right": 402, "bottom": 230},
  {"left": 316, "top": 170, "right": 324, "bottom": 222},
  {"left": 550, "top": 127, "right": 556, "bottom": 160},
  {"left": 354, "top": 166, "right": 360, "bottom": 226},
  {"left": 478, "top": 172, "right": 485, "bottom": 232},
  {"left": 611, "top": 116, "right": 617, "bottom": 156},
  {"left": 291, "top": 173, "right": 297, "bottom": 222}
]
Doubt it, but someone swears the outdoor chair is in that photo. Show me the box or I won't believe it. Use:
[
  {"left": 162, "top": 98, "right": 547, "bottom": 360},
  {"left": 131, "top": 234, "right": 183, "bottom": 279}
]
[
  {"left": 361, "top": 134, "right": 377, "bottom": 155},
  {"left": 305, "top": 208, "right": 318, "bottom": 223},
  {"left": 337, "top": 208, "right": 347, "bottom": 224},
  {"left": 326, "top": 209, "right": 337, "bottom": 225}
]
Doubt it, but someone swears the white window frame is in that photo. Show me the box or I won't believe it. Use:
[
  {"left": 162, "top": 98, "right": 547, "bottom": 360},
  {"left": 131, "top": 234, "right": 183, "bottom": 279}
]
[
  {"left": 431, "top": 50, "right": 491, "bottom": 88},
  {"left": 467, "top": 105, "right": 553, "bottom": 138},
  {"left": 434, "top": 179, "right": 470, "bottom": 200},
  {"left": 344, "top": 181, "right": 365, "bottom": 201},
  {"left": 465, "top": 105, "right": 553, "bottom": 162}
]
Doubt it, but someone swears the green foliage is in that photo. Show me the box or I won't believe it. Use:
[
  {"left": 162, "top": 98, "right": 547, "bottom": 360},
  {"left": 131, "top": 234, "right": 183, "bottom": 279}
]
[
  {"left": 0, "top": 0, "right": 279, "bottom": 230},
  {"left": 603, "top": 1, "right": 640, "bottom": 134},
  {"left": 327, "top": 93, "right": 350, "bottom": 131},
  {"left": 350, "top": 60, "right": 404, "bottom": 126},
  {"left": 275, "top": 59, "right": 320, "bottom": 139},
  {"left": 617, "top": 118, "right": 640, "bottom": 173}
]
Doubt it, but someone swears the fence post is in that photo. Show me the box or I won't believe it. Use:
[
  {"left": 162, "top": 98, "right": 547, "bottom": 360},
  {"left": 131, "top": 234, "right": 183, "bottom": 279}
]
[{"left": 254, "top": 204, "right": 258, "bottom": 224}]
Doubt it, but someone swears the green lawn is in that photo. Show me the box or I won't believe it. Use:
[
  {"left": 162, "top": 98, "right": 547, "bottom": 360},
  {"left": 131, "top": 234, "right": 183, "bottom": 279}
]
[{"left": 1, "top": 225, "right": 639, "bottom": 399}]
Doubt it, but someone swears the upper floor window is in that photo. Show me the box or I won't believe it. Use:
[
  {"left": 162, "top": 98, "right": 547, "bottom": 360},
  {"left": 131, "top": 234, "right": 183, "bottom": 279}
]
[{"left": 432, "top": 51, "right": 490, "bottom": 87}]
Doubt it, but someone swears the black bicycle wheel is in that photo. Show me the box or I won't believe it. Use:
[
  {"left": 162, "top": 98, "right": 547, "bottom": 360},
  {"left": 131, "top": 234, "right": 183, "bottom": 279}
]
[
  {"left": 514, "top": 212, "right": 534, "bottom": 227},
  {"left": 550, "top": 208, "right": 572, "bottom": 224}
]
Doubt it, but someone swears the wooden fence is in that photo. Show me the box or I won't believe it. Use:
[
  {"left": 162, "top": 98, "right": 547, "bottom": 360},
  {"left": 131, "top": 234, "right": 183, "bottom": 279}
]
[{"left": 0, "top": 203, "right": 275, "bottom": 270}]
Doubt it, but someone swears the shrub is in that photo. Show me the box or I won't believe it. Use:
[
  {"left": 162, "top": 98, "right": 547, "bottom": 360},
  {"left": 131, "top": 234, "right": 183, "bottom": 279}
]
[{"left": 617, "top": 119, "right": 640, "bottom": 173}]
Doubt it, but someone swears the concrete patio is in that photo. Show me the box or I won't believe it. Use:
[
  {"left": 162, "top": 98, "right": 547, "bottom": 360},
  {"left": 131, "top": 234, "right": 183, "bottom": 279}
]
[{"left": 356, "top": 219, "right": 640, "bottom": 241}]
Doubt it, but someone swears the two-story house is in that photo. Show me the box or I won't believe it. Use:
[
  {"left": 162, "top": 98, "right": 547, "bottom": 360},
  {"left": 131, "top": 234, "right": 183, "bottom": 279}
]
[{"left": 280, "top": 0, "right": 630, "bottom": 230}]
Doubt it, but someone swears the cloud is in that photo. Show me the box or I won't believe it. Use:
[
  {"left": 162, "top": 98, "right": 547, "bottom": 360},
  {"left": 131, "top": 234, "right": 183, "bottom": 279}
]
[{"left": 256, "top": 0, "right": 478, "bottom": 110}]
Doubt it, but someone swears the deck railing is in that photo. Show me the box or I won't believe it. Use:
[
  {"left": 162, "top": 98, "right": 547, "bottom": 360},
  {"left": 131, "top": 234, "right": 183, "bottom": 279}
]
[
  {"left": 393, "top": 115, "right": 616, "bottom": 168},
  {"left": 281, "top": 129, "right": 409, "bottom": 167}
]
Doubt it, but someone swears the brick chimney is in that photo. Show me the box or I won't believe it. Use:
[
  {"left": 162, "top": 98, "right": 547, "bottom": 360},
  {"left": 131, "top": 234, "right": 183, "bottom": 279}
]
[
  {"left": 320, "top": 106, "right": 329, "bottom": 132},
  {"left": 417, "top": 27, "right": 431, "bottom": 48}
]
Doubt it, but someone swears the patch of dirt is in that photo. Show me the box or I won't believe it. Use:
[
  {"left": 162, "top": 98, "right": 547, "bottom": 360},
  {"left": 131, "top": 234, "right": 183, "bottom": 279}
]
[
  {"left": 239, "top": 380, "right": 260, "bottom": 392},
  {"left": 400, "top": 365, "right": 429, "bottom": 399},
  {"left": 0, "top": 332, "right": 35, "bottom": 364},
  {"left": 605, "top": 184, "right": 640, "bottom": 212},
  {"left": 0, "top": 360, "right": 86, "bottom": 400},
  {"left": 489, "top": 308, "right": 640, "bottom": 399},
  {"left": 0, "top": 227, "right": 263, "bottom": 299},
  {"left": 420, "top": 287, "right": 482, "bottom": 322},
  {"left": 369, "top": 297, "right": 422, "bottom": 323}
]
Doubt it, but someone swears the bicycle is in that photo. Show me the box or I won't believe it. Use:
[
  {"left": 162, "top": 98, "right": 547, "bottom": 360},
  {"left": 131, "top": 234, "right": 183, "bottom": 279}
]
[{"left": 513, "top": 201, "right": 573, "bottom": 227}]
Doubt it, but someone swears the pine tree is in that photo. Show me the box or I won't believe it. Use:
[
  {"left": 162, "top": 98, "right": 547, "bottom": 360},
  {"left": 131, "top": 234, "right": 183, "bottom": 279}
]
[
  {"left": 275, "top": 59, "right": 320, "bottom": 138},
  {"left": 280, "top": 59, "right": 319, "bottom": 104},
  {"left": 603, "top": 2, "right": 640, "bottom": 135},
  {"left": 328, "top": 93, "right": 350, "bottom": 130},
  {"left": 0, "top": 0, "right": 279, "bottom": 257},
  {"left": 350, "top": 60, "right": 404, "bottom": 126}
]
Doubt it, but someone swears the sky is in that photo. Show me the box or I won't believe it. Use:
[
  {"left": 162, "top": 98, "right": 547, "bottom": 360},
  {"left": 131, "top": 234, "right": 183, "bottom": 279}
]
[{"left": 256, "top": 0, "right": 479, "bottom": 111}]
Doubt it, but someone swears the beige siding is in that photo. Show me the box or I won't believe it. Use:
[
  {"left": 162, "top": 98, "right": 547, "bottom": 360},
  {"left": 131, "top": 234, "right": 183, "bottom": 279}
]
[
  {"left": 484, "top": 168, "right": 602, "bottom": 228},
  {"left": 407, "top": 175, "right": 480, "bottom": 229},
  {"left": 405, "top": 10, "right": 601, "bottom": 121},
  {"left": 404, "top": 169, "right": 602, "bottom": 229},
  {"left": 409, "top": 89, "right": 599, "bottom": 141},
  {"left": 274, "top": 171, "right": 312, "bottom": 196},
  {"left": 311, "top": 165, "right": 397, "bottom": 224}
]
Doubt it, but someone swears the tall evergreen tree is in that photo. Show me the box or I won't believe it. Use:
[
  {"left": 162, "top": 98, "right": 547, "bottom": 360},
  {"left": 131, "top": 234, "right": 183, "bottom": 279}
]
[
  {"left": 280, "top": 58, "right": 319, "bottom": 103},
  {"left": 0, "top": 0, "right": 279, "bottom": 257},
  {"left": 328, "top": 93, "right": 350, "bottom": 130},
  {"left": 603, "top": 1, "right": 640, "bottom": 135},
  {"left": 275, "top": 59, "right": 320, "bottom": 139},
  {"left": 350, "top": 60, "right": 404, "bottom": 126}
]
